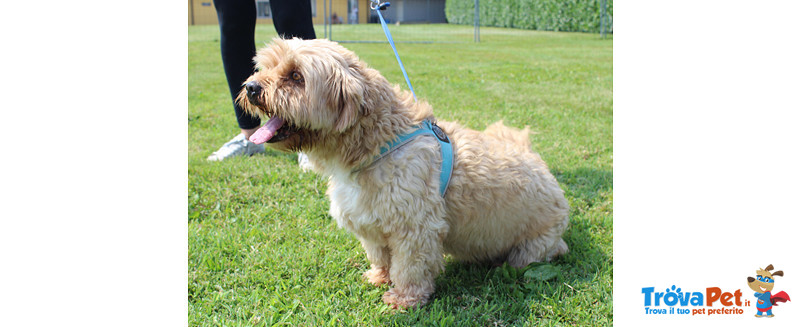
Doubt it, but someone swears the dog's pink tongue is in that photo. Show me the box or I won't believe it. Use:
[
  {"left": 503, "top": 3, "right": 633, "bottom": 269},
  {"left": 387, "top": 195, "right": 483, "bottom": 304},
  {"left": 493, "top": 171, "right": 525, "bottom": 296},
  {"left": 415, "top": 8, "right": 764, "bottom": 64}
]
[{"left": 249, "top": 116, "right": 285, "bottom": 144}]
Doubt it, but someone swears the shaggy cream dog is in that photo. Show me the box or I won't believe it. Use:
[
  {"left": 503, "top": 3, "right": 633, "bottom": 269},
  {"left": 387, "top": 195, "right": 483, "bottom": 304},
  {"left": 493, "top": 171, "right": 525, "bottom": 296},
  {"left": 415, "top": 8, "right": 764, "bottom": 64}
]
[{"left": 238, "top": 38, "right": 569, "bottom": 309}]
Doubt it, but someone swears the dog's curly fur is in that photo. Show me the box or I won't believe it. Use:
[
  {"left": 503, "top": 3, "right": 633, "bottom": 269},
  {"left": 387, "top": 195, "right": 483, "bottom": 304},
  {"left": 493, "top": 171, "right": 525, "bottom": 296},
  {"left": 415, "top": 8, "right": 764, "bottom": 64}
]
[{"left": 238, "top": 38, "right": 569, "bottom": 309}]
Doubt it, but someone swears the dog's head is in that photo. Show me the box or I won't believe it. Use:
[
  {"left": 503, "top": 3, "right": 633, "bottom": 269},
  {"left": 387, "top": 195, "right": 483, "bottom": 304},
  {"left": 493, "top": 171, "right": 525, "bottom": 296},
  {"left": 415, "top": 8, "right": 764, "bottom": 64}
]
[
  {"left": 747, "top": 264, "right": 783, "bottom": 293},
  {"left": 237, "top": 38, "right": 372, "bottom": 152}
]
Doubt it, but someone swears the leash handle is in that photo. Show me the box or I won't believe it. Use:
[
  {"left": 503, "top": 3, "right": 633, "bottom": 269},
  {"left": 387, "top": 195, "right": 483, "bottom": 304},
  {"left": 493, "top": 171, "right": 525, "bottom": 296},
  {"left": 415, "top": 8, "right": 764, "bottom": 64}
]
[{"left": 372, "top": 2, "right": 417, "bottom": 101}]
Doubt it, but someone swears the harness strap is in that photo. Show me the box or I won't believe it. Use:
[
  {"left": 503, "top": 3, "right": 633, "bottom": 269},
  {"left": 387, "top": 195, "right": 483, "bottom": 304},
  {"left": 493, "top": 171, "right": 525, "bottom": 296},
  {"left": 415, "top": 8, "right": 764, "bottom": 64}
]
[{"left": 355, "top": 120, "right": 454, "bottom": 197}]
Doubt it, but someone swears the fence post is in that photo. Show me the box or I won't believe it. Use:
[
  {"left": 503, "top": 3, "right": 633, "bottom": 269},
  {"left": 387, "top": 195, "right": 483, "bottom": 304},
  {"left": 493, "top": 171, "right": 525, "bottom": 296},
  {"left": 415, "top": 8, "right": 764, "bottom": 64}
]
[
  {"left": 474, "top": 0, "right": 480, "bottom": 42},
  {"left": 189, "top": 0, "right": 194, "bottom": 25},
  {"left": 600, "top": 0, "right": 607, "bottom": 38}
]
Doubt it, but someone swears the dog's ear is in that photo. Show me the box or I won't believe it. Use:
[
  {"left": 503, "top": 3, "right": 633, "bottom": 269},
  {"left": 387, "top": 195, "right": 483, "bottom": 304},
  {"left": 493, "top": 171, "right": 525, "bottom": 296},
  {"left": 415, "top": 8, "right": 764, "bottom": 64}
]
[
  {"left": 765, "top": 264, "right": 774, "bottom": 271},
  {"left": 773, "top": 270, "right": 784, "bottom": 277},
  {"left": 333, "top": 66, "right": 366, "bottom": 132}
]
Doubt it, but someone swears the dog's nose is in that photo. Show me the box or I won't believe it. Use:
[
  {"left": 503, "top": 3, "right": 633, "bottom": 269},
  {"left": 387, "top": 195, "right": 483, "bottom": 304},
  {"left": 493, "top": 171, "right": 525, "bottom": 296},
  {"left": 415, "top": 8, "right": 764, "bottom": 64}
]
[{"left": 245, "top": 81, "right": 262, "bottom": 101}]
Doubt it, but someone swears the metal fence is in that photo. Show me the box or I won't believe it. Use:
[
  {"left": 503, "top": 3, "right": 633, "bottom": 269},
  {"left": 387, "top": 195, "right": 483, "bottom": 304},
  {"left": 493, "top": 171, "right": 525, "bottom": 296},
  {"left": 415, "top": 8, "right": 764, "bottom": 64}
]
[
  {"left": 323, "top": 0, "right": 611, "bottom": 44},
  {"left": 322, "top": 0, "right": 478, "bottom": 43}
]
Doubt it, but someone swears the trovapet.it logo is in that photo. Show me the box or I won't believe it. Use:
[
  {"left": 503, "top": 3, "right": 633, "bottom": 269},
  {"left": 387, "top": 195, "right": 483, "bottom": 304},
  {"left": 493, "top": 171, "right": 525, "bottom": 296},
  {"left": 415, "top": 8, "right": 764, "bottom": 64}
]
[
  {"left": 641, "top": 264, "right": 791, "bottom": 318},
  {"left": 642, "top": 285, "right": 746, "bottom": 316}
]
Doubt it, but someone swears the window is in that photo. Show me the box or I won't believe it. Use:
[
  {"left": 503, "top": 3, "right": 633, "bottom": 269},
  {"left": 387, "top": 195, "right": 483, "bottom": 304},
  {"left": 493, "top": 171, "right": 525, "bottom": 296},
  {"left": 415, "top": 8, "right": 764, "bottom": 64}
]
[
  {"left": 255, "top": 1, "right": 316, "bottom": 19},
  {"left": 256, "top": 1, "right": 271, "bottom": 19}
]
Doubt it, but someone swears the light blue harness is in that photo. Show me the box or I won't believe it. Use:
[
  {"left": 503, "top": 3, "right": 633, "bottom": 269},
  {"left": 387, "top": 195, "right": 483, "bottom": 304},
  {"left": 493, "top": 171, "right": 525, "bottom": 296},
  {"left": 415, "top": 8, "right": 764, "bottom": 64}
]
[{"left": 356, "top": 120, "right": 454, "bottom": 197}]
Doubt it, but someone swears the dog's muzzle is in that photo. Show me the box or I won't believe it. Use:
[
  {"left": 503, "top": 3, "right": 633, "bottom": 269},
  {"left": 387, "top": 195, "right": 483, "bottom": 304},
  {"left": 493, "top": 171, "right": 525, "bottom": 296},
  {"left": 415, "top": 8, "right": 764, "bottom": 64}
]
[{"left": 245, "top": 81, "right": 262, "bottom": 105}]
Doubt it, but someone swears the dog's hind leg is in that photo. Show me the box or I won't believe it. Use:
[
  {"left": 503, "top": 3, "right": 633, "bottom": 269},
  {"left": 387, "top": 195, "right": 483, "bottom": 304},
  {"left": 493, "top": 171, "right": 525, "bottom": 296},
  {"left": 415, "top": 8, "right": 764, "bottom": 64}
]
[
  {"left": 507, "top": 237, "right": 569, "bottom": 268},
  {"left": 507, "top": 218, "right": 569, "bottom": 268}
]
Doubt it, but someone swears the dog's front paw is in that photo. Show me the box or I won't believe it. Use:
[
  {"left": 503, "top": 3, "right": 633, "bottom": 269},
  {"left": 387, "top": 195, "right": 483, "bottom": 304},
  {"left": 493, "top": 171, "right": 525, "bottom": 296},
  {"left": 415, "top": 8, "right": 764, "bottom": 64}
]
[
  {"left": 363, "top": 266, "right": 391, "bottom": 286},
  {"left": 382, "top": 287, "right": 429, "bottom": 309}
]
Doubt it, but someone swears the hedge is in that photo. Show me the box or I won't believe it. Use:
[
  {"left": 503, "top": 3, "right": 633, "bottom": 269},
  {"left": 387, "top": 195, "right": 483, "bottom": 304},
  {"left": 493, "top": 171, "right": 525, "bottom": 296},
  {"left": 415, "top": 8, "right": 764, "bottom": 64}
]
[{"left": 445, "top": 0, "right": 613, "bottom": 33}]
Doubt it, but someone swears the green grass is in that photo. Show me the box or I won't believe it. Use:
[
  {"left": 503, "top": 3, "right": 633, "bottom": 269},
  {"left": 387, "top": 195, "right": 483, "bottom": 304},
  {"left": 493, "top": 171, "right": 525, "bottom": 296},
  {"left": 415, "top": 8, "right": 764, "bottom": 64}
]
[{"left": 189, "top": 24, "right": 612, "bottom": 326}]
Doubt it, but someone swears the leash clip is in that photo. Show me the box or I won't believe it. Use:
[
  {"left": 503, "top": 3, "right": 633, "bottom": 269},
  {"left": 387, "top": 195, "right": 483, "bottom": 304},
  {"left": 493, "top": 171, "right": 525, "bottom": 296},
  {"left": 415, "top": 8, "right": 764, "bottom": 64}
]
[{"left": 370, "top": 0, "right": 390, "bottom": 10}]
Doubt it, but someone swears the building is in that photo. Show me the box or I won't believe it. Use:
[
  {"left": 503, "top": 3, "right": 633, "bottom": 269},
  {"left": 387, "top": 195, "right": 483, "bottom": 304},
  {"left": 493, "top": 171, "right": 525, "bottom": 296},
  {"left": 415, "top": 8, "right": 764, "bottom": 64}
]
[{"left": 188, "top": 0, "right": 445, "bottom": 25}]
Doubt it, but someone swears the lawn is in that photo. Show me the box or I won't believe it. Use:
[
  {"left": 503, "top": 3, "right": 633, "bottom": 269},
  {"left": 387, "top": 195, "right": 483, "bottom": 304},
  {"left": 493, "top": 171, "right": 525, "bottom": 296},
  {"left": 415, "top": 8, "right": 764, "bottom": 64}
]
[{"left": 189, "top": 23, "right": 612, "bottom": 326}]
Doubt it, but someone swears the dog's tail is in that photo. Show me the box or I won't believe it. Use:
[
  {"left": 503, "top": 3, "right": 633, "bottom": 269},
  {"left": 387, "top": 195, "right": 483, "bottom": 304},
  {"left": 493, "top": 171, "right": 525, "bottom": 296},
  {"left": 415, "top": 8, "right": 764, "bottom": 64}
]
[{"left": 484, "top": 121, "right": 533, "bottom": 152}]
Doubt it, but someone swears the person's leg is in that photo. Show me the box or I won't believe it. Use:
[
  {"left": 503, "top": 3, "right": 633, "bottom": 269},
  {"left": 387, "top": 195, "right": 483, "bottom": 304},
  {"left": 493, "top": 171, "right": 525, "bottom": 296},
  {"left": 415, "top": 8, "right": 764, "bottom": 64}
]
[
  {"left": 214, "top": 0, "right": 260, "bottom": 131},
  {"left": 269, "top": 0, "right": 317, "bottom": 39},
  {"left": 269, "top": 0, "right": 317, "bottom": 170},
  {"left": 208, "top": 0, "right": 264, "bottom": 161}
]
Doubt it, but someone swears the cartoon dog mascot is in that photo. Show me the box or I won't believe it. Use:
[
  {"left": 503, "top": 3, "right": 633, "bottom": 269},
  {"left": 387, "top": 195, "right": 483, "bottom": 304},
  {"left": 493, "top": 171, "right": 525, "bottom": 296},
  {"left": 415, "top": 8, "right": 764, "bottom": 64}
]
[{"left": 747, "top": 264, "right": 791, "bottom": 318}]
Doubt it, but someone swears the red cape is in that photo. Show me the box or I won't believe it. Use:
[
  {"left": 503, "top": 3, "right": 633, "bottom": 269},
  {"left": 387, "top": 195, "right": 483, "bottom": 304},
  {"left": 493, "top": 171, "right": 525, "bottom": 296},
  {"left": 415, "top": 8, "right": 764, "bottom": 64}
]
[{"left": 771, "top": 291, "right": 791, "bottom": 306}]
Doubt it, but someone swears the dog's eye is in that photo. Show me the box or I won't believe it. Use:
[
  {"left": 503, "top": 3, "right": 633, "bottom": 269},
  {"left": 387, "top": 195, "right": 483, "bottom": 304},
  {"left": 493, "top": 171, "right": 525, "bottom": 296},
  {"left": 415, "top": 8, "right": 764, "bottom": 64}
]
[{"left": 291, "top": 71, "right": 303, "bottom": 82}]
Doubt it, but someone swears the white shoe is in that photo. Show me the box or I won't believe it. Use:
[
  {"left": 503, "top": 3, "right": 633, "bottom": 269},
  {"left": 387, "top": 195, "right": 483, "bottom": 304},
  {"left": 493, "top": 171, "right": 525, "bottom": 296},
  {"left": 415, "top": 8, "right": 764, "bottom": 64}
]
[
  {"left": 207, "top": 133, "right": 265, "bottom": 161},
  {"left": 297, "top": 152, "right": 313, "bottom": 172}
]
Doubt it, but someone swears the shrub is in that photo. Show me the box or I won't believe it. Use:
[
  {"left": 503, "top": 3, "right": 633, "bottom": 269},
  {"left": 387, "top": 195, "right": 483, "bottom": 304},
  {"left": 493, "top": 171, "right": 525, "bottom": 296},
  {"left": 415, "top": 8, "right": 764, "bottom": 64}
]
[{"left": 445, "top": 0, "right": 613, "bottom": 33}]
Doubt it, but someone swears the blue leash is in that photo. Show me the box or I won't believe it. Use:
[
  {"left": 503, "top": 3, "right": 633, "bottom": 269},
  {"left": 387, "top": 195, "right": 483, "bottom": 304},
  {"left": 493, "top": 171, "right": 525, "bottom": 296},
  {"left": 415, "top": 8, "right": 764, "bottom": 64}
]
[
  {"left": 361, "top": 2, "right": 454, "bottom": 197},
  {"left": 372, "top": 1, "right": 416, "bottom": 101}
]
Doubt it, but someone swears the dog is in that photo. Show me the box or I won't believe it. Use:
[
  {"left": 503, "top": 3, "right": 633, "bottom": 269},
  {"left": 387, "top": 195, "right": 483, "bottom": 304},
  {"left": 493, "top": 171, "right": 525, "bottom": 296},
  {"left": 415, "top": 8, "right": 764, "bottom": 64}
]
[
  {"left": 237, "top": 38, "right": 569, "bottom": 308},
  {"left": 746, "top": 264, "right": 791, "bottom": 317}
]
